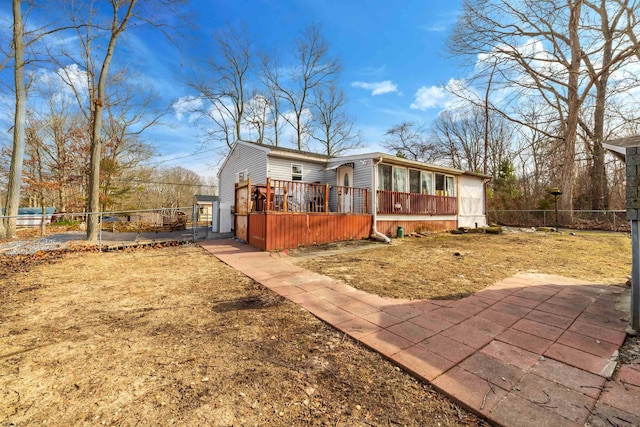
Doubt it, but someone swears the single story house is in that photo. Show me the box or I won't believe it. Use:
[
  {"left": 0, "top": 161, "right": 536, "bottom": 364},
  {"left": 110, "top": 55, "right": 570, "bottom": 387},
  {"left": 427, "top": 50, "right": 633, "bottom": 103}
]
[{"left": 217, "top": 140, "right": 490, "bottom": 250}]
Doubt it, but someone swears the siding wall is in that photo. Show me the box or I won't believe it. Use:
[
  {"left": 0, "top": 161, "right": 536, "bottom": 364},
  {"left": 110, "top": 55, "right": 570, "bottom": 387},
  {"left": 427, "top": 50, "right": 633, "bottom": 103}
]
[
  {"left": 267, "top": 156, "right": 327, "bottom": 182},
  {"left": 218, "top": 143, "right": 268, "bottom": 206},
  {"left": 325, "top": 159, "right": 374, "bottom": 212}
]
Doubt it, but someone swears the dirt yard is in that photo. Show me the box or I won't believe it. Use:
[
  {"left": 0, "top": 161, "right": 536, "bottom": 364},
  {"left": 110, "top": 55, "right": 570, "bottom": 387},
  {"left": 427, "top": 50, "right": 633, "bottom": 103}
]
[
  {"left": 295, "top": 231, "right": 631, "bottom": 300},
  {"left": 0, "top": 244, "right": 486, "bottom": 426}
]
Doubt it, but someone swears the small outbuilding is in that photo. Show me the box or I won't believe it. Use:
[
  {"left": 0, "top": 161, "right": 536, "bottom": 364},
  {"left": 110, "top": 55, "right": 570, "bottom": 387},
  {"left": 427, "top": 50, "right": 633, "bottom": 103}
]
[{"left": 194, "top": 194, "right": 219, "bottom": 230}]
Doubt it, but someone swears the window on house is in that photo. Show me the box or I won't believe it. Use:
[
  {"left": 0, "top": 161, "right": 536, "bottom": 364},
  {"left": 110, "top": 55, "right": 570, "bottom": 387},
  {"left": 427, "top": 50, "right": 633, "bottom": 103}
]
[
  {"left": 409, "top": 169, "right": 435, "bottom": 195},
  {"left": 409, "top": 169, "right": 421, "bottom": 193},
  {"left": 435, "top": 173, "right": 456, "bottom": 196},
  {"left": 291, "top": 164, "right": 303, "bottom": 181},
  {"left": 446, "top": 176, "right": 456, "bottom": 196},
  {"left": 236, "top": 169, "right": 248, "bottom": 183},
  {"left": 378, "top": 164, "right": 392, "bottom": 190},
  {"left": 378, "top": 164, "right": 410, "bottom": 192},
  {"left": 392, "top": 167, "right": 406, "bottom": 192},
  {"left": 421, "top": 171, "right": 433, "bottom": 195}
]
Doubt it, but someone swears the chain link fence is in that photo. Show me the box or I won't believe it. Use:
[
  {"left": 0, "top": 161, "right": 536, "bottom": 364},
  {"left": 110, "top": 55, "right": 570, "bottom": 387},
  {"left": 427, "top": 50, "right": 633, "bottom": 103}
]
[
  {"left": 1, "top": 206, "right": 224, "bottom": 252},
  {"left": 488, "top": 209, "right": 628, "bottom": 232}
]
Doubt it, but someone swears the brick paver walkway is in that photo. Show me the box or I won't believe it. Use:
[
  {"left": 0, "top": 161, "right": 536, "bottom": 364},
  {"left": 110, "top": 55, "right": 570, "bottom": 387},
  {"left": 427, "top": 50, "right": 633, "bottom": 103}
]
[{"left": 200, "top": 239, "right": 640, "bottom": 427}]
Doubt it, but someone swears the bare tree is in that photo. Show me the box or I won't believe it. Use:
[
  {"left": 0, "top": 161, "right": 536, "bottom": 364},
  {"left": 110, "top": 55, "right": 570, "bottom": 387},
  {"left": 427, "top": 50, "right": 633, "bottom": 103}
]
[
  {"left": 58, "top": 0, "right": 183, "bottom": 241},
  {"left": 278, "top": 24, "right": 340, "bottom": 150},
  {"left": 188, "top": 24, "right": 252, "bottom": 149},
  {"left": 2, "top": 0, "right": 27, "bottom": 238},
  {"left": 245, "top": 92, "right": 269, "bottom": 144},
  {"left": 260, "top": 53, "right": 284, "bottom": 146},
  {"left": 309, "top": 86, "right": 360, "bottom": 157},
  {"left": 448, "top": 0, "right": 584, "bottom": 212},
  {"left": 63, "top": 0, "right": 139, "bottom": 240},
  {"left": 578, "top": 0, "right": 640, "bottom": 209},
  {"left": 448, "top": 0, "right": 640, "bottom": 213},
  {"left": 98, "top": 76, "right": 158, "bottom": 211},
  {"left": 432, "top": 108, "right": 485, "bottom": 172},
  {"left": 383, "top": 121, "right": 441, "bottom": 163}
]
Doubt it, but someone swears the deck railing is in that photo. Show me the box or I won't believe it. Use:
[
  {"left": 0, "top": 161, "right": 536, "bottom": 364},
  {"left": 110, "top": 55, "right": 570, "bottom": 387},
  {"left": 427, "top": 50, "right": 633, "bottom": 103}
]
[
  {"left": 252, "top": 178, "right": 370, "bottom": 214},
  {"left": 376, "top": 190, "right": 457, "bottom": 215}
]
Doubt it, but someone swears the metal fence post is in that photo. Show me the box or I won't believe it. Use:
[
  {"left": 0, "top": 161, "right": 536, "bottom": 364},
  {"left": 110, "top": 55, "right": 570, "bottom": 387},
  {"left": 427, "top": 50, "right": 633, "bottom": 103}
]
[
  {"left": 192, "top": 204, "right": 197, "bottom": 241},
  {"left": 98, "top": 212, "right": 102, "bottom": 252},
  {"left": 632, "top": 220, "right": 640, "bottom": 331}
]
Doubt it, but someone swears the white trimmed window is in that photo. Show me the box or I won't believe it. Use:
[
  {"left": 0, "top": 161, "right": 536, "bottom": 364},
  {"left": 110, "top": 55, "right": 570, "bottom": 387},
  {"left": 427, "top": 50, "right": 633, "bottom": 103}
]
[
  {"left": 236, "top": 169, "right": 248, "bottom": 183},
  {"left": 435, "top": 173, "right": 456, "bottom": 196},
  {"left": 291, "top": 164, "right": 303, "bottom": 181}
]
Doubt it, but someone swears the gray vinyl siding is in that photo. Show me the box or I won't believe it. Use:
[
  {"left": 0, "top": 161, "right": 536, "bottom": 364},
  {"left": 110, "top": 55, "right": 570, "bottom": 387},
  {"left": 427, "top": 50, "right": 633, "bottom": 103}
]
[
  {"left": 267, "top": 155, "right": 327, "bottom": 183},
  {"left": 352, "top": 159, "right": 373, "bottom": 189},
  {"left": 218, "top": 143, "right": 268, "bottom": 206},
  {"left": 352, "top": 160, "right": 374, "bottom": 214},
  {"left": 324, "top": 158, "right": 375, "bottom": 213}
]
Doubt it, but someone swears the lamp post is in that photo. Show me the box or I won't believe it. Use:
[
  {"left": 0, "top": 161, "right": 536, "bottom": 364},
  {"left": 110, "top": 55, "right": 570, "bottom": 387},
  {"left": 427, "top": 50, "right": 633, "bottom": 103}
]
[{"left": 549, "top": 188, "right": 563, "bottom": 232}]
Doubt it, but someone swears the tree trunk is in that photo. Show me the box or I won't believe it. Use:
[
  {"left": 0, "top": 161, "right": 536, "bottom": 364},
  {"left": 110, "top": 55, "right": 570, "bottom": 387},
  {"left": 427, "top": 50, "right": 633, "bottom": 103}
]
[
  {"left": 4, "top": 0, "right": 26, "bottom": 238},
  {"left": 86, "top": 0, "right": 137, "bottom": 241},
  {"left": 559, "top": 0, "right": 584, "bottom": 217},
  {"left": 0, "top": 193, "right": 5, "bottom": 239},
  {"left": 589, "top": 4, "right": 613, "bottom": 211},
  {"left": 86, "top": 98, "right": 104, "bottom": 241}
]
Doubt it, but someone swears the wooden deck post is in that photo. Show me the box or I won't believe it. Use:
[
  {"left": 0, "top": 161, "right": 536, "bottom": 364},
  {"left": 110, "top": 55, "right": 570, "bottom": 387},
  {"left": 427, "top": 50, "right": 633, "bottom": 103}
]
[
  {"left": 283, "top": 185, "right": 288, "bottom": 212},
  {"left": 324, "top": 184, "right": 329, "bottom": 212},
  {"left": 365, "top": 189, "right": 370, "bottom": 214},
  {"left": 266, "top": 177, "right": 271, "bottom": 211}
]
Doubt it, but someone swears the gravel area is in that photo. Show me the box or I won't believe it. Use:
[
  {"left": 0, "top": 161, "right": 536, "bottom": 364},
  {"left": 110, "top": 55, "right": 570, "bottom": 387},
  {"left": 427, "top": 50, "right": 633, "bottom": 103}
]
[
  {"left": 0, "top": 228, "right": 231, "bottom": 255},
  {"left": 0, "top": 233, "right": 87, "bottom": 255}
]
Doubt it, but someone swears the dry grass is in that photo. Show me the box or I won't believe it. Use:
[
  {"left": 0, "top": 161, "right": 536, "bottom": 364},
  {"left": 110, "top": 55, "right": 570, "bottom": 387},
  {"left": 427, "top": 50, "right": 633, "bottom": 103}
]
[
  {"left": 296, "top": 231, "right": 631, "bottom": 300},
  {"left": 0, "top": 244, "right": 485, "bottom": 426}
]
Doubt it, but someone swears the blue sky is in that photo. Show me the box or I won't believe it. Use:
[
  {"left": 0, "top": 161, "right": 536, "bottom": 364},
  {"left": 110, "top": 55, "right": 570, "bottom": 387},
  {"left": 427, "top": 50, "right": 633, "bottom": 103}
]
[
  {"left": 2, "top": 0, "right": 466, "bottom": 179},
  {"left": 132, "top": 0, "right": 466, "bottom": 177}
]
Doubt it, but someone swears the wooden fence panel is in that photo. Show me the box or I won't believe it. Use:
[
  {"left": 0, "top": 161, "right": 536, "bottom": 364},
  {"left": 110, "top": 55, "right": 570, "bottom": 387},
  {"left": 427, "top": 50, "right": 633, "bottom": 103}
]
[{"left": 248, "top": 213, "right": 267, "bottom": 251}]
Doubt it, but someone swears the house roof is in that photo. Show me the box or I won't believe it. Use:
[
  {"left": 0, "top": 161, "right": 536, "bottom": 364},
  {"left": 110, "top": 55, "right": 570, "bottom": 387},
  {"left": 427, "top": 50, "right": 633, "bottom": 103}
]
[
  {"left": 242, "top": 140, "right": 330, "bottom": 161},
  {"left": 217, "top": 140, "right": 329, "bottom": 178},
  {"left": 603, "top": 135, "right": 640, "bottom": 161},
  {"left": 217, "top": 140, "right": 491, "bottom": 180},
  {"left": 327, "top": 152, "right": 492, "bottom": 179}
]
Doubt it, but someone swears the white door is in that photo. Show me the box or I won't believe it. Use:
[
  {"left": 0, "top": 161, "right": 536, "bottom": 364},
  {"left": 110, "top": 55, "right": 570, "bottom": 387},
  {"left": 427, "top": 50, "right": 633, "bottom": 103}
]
[{"left": 336, "top": 166, "right": 354, "bottom": 213}]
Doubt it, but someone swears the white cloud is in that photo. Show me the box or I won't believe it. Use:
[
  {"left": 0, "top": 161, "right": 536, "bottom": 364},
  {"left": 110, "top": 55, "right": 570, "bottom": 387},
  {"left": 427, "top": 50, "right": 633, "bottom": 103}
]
[
  {"left": 173, "top": 96, "right": 204, "bottom": 121},
  {"left": 410, "top": 85, "right": 450, "bottom": 110},
  {"left": 351, "top": 80, "right": 398, "bottom": 96},
  {"left": 420, "top": 24, "right": 447, "bottom": 32}
]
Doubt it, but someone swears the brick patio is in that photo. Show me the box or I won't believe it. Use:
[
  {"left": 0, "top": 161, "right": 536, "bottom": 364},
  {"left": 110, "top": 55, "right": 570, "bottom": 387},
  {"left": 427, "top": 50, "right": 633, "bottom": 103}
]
[{"left": 200, "top": 239, "right": 639, "bottom": 427}]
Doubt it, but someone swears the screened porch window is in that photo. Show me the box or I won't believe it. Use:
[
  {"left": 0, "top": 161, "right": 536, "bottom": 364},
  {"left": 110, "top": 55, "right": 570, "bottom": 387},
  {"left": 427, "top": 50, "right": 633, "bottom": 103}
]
[
  {"left": 378, "top": 164, "right": 392, "bottom": 190},
  {"left": 422, "top": 171, "right": 433, "bottom": 195},
  {"left": 409, "top": 169, "right": 420, "bottom": 193},
  {"left": 392, "top": 167, "right": 406, "bottom": 192},
  {"left": 435, "top": 173, "right": 456, "bottom": 196},
  {"left": 409, "top": 170, "right": 434, "bottom": 195}
]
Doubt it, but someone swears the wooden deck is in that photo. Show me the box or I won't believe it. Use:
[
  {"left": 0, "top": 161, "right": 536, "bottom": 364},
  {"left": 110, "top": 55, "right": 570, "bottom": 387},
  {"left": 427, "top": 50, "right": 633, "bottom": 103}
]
[
  {"left": 248, "top": 212, "right": 372, "bottom": 251},
  {"left": 237, "top": 179, "right": 462, "bottom": 250}
]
